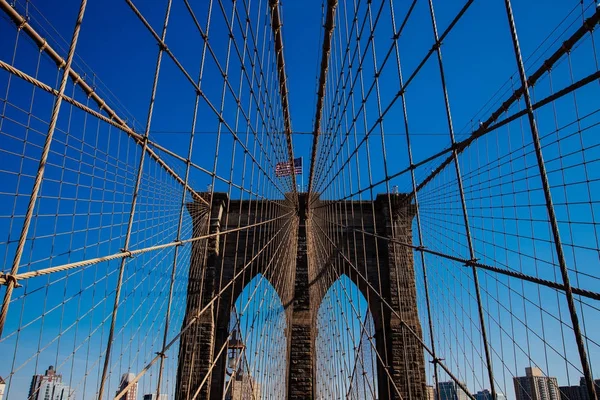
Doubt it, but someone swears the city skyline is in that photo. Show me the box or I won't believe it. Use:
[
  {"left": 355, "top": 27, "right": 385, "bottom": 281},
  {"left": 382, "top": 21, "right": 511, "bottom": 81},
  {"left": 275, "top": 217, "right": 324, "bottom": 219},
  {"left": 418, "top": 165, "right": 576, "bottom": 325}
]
[{"left": 4, "top": 363, "right": 599, "bottom": 399}]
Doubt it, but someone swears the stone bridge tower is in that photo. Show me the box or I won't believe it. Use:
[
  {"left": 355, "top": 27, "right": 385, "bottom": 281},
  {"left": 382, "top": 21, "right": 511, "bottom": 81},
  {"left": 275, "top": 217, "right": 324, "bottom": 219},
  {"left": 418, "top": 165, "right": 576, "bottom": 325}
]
[{"left": 175, "top": 192, "right": 426, "bottom": 400}]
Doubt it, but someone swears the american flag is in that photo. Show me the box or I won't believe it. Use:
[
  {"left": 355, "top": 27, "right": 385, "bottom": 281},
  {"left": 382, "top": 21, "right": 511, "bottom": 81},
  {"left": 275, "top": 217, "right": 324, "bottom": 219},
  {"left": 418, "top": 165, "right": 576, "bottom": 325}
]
[{"left": 275, "top": 157, "right": 302, "bottom": 177}]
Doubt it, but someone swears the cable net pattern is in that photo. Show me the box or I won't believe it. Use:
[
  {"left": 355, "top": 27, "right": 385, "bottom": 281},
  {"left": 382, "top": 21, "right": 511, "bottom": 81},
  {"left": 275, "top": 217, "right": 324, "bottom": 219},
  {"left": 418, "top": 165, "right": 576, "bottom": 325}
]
[
  {"left": 0, "top": 0, "right": 599, "bottom": 399},
  {"left": 0, "top": 0, "right": 295, "bottom": 398},
  {"left": 308, "top": 0, "right": 600, "bottom": 399}
]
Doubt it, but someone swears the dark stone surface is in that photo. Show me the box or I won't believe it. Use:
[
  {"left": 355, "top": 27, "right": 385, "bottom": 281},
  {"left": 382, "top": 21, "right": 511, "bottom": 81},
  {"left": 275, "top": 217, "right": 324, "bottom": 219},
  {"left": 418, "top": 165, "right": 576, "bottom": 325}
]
[{"left": 176, "top": 193, "right": 426, "bottom": 400}]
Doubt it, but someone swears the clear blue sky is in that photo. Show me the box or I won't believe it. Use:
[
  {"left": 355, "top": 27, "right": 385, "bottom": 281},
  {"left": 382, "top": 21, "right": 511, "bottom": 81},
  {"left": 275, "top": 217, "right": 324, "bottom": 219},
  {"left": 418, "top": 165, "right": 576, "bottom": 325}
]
[{"left": 1, "top": 0, "right": 599, "bottom": 399}]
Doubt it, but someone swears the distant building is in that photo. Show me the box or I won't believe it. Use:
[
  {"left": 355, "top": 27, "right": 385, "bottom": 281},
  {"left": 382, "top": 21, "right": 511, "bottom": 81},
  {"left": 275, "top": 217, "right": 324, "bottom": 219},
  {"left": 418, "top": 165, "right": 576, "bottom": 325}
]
[
  {"left": 514, "top": 367, "right": 560, "bottom": 400},
  {"left": 426, "top": 385, "right": 435, "bottom": 400},
  {"left": 28, "top": 366, "right": 73, "bottom": 400},
  {"left": 475, "top": 389, "right": 507, "bottom": 400},
  {"left": 559, "top": 376, "right": 600, "bottom": 400},
  {"left": 116, "top": 373, "right": 138, "bottom": 400},
  {"left": 438, "top": 381, "right": 469, "bottom": 400},
  {"left": 0, "top": 376, "right": 5, "bottom": 400},
  {"left": 142, "top": 394, "right": 168, "bottom": 400}
]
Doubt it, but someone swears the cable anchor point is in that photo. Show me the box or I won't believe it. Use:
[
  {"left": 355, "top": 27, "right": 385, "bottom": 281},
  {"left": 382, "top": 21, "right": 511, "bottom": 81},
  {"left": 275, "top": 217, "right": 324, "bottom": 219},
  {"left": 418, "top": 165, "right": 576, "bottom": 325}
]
[{"left": 1, "top": 273, "right": 22, "bottom": 288}]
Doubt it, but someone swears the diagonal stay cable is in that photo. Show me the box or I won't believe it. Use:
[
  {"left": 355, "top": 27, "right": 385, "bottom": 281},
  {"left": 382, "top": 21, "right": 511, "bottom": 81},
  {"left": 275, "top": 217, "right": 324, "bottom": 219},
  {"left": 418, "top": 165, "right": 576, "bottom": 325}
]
[
  {"left": 313, "top": 3, "right": 599, "bottom": 200},
  {"left": 313, "top": 213, "right": 600, "bottom": 302},
  {"left": 124, "top": 0, "right": 292, "bottom": 199},
  {"left": 0, "top": 0, "right": 208, "bottom": 206},
  {"left": 312, "top": 218, "right": 477, "bottom": 399},
  {"left": 308, "top": 0, "right": 338, "bottom": 197},
  {"left": 312, "top": 0, "right": 474, "bottom": 198},
  {"left": 113, "top": 215, "right": 295, "bottom": 400},
  {"left": 0, "top": 60, "right": 207, "bottom": 206},
  {"left": 414, "top": 8, "right": 600, "bottom": 197},
  {"left": 310, "top": 226, "right": 405, "bottom": 399},
  {"left": 181, "top": 0, "right": 296, "bottom": 196},
  {"left": 269, "top": 0, "right": 298, "bottom": 198},
  {"left": 0, "top": 60, "right": 291, "bottom": 211},
  {"left": 0, "top": 0, "right": 88, "bottom": 338},
  {"left": 0, "top": 212, "right": 293, "bottom": 285},
  {"left": 312, "top": 65, "right": 600, "bottom": 211}
]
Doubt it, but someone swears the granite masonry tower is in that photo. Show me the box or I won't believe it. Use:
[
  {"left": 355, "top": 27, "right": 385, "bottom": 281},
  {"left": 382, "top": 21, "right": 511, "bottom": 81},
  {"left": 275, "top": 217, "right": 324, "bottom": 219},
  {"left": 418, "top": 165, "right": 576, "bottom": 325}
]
[{"left": 175, "top": 193, "right": 426, "bottom": 400}]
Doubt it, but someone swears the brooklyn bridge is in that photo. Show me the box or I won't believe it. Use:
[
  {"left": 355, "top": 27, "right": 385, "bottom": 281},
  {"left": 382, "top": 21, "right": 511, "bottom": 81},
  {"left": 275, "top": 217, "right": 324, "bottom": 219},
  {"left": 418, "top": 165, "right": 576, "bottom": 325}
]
[{"left": 0, "top": 0, "right": 599, "bottom": 399}]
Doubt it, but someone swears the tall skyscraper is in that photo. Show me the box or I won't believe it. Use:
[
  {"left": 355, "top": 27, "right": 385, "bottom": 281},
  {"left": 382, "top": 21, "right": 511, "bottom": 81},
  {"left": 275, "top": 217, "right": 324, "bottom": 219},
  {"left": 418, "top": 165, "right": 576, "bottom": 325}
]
[
  {"left": 514, "top": 367, "right": 560, "bottom": 400},
  {"left": 116, "top": 373, "right": 138, "bottom": 400},
  {"left": 438, "top": 381, "right": 469, "bottom": 400},
  {"left": 28, "top": 366, "right": 73, "bottom": 400}
]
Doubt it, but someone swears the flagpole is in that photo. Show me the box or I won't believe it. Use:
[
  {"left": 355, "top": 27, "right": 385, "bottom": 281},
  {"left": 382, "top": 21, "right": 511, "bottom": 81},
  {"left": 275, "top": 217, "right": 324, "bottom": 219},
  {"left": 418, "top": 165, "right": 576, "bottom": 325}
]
[{"left": 301, "top": 156, "right": 304, "bottom": 192}]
